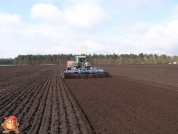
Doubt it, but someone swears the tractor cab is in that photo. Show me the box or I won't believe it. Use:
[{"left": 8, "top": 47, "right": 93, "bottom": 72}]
[{"left": 75, "top": 55, "right": 87, "bottom": 63}]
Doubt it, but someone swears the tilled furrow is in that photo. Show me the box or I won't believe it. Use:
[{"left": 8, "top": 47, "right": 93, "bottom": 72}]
[
  {"left": 0, "top": 76, "right": 42, "bottom": 111},
  {"left": 0, "top": 70, "right": 49, "bottom": 133},
  {"left": 27, "top": 74, "right": 52, "bottom": 133},
  {"left": 38, "top": 73, "right": 53, "bottom": 133},
  {"left": 0, "top": 66, "right": 95, "bottom": 133},
  {"left": 58, "top": 75, "right": 69, "bottom": 134},
  {"left": 0, "top": 66, "right": 47, "bottom": 91},
  {"left": 18, "top": 75, "right": 49, "bottom": 133},
  {"left": 62, "top": 79, "right": 95, "bottom": 134},
  {"left": 12, "top": 75, "right": 48, "bottom": 122},
  {"left": 0, "top": 75, "right": 40, "bottom": 103},
  {"left": 59, "top": 74, "right": 93, "bottom": 134},
  {"left": 50, "top": 74, "right": 61, "bottom": 134}
]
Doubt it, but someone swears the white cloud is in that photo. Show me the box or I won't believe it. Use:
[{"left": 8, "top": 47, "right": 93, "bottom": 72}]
[
  {"left": 30, "top": 2, "right": 109, "bottom": 29},
  {"left": 170, "top": 4, "right": 178, "bottom": 19},
  {"left": 172, "top": 5, "right": 178, "bottom": 14},
  {"left": 64, "top": 2, "right": 109, "bottom": 29},
  {"left": 164, "top": 20, "right": 178, "bottom": 36},
  {"left": 109, "top": 17, "right": 178, "bottom": 55},
  {"left": 76, "top": 40, "right": 106, "bottom": 53},
  {"left": 31, "top": 3, "right": 63, "bottom": 22},
  {"left": 108, "top": 0, "right": 161, "bottom": 10},
  {"left": 131, "top": 21, "right": 150, "bottom": 34},
  {"left": 23, "top": 24, "right": 71, "bottom": 40},
  {"left": 0, "top": 12, "right": 22, "bottom": 37},
  {"left": 145, "top": 25, "right": 164, "bottom": 39},
  {"left": 0, "top": 12, "right": 21, "bottom": 25},
  {"left": 1, "top": 1, "right": 178, "bottom": 58},
  {"left": 45, "top": 40, "right": 107, "bottom": 54}
]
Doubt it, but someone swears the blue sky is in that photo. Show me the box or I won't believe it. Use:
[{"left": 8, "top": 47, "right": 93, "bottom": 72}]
[{"left": 0, "top": 0, "right": 178, "bottom": 58}]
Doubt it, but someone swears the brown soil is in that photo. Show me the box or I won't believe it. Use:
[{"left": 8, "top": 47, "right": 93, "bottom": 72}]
[
  {"left": 0, "top": 65, "right": 178, "bottom": 134},
  {"left": 0, "top": 66, "right": 93, "bottom": 133},
  {"left": 98, "top": 64, "right": 178, "bottom": 88}
]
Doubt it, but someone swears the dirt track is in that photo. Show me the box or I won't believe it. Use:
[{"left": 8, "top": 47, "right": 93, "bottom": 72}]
[{"left": 0, "top": 65, "right": 178, "bottom": 134}]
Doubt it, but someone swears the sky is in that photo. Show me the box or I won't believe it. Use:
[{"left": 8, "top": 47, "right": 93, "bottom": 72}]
[{"left": 0, "top": 0, "right": 178, "bottom": 58}]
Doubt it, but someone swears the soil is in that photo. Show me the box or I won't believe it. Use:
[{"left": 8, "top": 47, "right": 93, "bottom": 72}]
[
  {"left": 0, "top": 65, "right": 178, "bottom": 134},
  {"left": 0, "top": 66, "right": 93, "bottom": 134}
]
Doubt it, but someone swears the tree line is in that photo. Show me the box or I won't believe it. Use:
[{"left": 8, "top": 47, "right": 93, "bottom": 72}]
[
  {"left": 0, "top": 58, "right": 14, "bottom": 65},
  {"left": 9, "top": 53, "right": 178, "bottom": 65}
]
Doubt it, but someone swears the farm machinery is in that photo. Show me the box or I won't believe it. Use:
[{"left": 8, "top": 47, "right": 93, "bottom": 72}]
[{"left": 61, "top": 55, "right": 110, "bottom": 79}]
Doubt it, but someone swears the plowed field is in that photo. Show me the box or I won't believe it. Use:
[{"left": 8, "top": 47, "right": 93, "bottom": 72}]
[{"left": 0, "top": 65, "right": 178, "bottom": 134}]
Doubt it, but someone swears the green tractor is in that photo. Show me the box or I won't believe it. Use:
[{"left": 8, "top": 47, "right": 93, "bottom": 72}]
[
  {"left": 62, "top": 55, "right": 110, "bottom": 79},
  {"left": 67, "top": 55, "right": 91, "bottom": 70}
]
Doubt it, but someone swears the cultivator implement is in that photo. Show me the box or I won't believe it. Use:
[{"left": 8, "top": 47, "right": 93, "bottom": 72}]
[
  {"left": 61, "top": 55, "right": 110, "bottom": 79},
  {"left": 61, "top": 68, "right": 110, "bottom": 79}
]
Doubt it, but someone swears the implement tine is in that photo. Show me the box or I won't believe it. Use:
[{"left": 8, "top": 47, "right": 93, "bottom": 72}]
[{"left": 61, "top": 72, "right": 110, "bottom": 79}]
